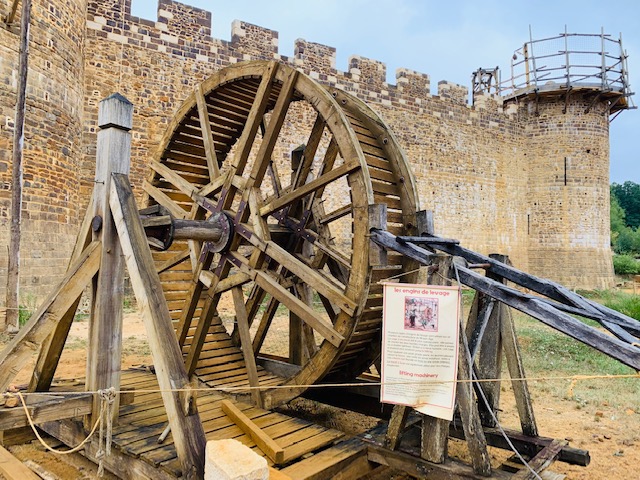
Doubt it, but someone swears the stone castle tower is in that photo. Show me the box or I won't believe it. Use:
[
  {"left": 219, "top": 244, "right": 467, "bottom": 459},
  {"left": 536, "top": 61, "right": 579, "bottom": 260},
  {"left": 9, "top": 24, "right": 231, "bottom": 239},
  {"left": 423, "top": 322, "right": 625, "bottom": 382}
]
[
  {"left": 0, "top": 0, "right": 86, "bottom": 295},
  {"left": 0, "top": 0, "right": 631, "bottom": 300}
]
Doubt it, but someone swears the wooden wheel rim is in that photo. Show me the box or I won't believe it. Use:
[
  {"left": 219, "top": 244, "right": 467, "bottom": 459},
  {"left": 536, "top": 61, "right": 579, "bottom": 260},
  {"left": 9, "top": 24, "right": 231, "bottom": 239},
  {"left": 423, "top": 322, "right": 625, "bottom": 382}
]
[{"left": 146, "top": 61, "right": 419, "bottom": 407}]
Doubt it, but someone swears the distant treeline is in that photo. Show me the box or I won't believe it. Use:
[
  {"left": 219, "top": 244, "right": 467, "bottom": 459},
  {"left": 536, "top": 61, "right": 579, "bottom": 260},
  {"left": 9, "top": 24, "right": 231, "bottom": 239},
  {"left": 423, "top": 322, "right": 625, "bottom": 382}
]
[{"left": 611, "top": 181, "right": 640, "bottom": 274}]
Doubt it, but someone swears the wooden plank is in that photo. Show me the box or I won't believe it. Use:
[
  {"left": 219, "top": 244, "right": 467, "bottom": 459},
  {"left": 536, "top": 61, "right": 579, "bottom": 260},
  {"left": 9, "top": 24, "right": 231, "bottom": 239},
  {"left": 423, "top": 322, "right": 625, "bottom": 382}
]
[
  {"left": 0, "top": 445, "right": 40, "bottom": 480},
  {"left": 0, "top": 393, "right": 92, "bottom": 430},
  {"left": 86, "top": 94, "right": 133, "bottom": 425},
  {"left": 109, "top": 173, "right": 206, "bottom": 479},
  {"left": 232, "top": 287, "right": 263, "bottom": 408},
  {"left": 0, "top": 242, "right": 101, "bottom": 392},
  {"left": 220, "top": 400, "right": 284, "bottom": 464},
  {"left": 502, "top": 307, "right": 538, "bottom": 436},
  {"left": 512, "top": 440, "right": 567, "bottom": 480}
]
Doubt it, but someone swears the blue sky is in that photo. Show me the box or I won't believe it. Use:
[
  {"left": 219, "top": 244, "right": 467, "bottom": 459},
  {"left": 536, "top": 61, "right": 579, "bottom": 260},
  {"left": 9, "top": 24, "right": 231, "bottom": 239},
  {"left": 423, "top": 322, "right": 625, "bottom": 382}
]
[{"left": 131, "top": 0, "right": 639, "bottom": 184}]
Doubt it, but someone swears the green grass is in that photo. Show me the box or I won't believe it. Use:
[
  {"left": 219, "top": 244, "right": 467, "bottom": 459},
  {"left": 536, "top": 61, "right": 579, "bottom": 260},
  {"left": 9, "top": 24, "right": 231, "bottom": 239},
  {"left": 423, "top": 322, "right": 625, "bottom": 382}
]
[{"left": 512, "top": 298, "right": 640, "bottom": 410}]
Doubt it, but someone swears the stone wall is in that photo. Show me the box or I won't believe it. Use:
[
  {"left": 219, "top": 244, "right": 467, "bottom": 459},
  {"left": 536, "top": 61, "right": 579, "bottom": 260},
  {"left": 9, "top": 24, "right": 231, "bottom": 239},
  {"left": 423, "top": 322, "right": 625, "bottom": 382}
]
[
  {"left": 0, "top": 0, "right": 86, "bottom": 299},
  {"left": 0, "top": 0, "right": 615, "bottom": 303}
]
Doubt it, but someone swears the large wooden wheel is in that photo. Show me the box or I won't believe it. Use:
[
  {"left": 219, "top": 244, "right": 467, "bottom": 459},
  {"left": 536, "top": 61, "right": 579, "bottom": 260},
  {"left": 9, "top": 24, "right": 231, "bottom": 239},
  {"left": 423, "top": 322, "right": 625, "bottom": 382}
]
[{"left": 145, "top": 61, "right": 420, "bottom": 408}]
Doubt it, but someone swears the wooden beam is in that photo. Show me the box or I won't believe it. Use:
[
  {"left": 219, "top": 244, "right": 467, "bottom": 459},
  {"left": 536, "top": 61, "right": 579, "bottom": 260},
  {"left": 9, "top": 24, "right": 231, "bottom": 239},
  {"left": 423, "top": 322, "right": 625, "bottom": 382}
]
[
  {"left": 252, "top": 269, "right": 344, "bottom": 348},
  {"left": 0, "top": 393, "right": 92, "bottom": 430},
  {"left": 0, "top": 242, "right": 101, "bottom": 392},
  {"left": 220, "top": 400, "right": 284, "bottom": 464},
  {"left": 260, "top": 162, "right": 359, "bottom": 217},
  {"left": 86, "top": 94, "right": 133, "bottom": 426},
  {"left": 4, "top": 0, "right": 31, "bottom": 332},
  {"left": 501, "top": 307, "right": 538, "bottom": 436},
  {"left": 511, "top": 440, "right": 567, "bottom": 479},
  {"left": 29, "top": 195, "right": 95, "bottom": 392},
  {"left": 109, "top": 173, "right": 206, "bottom": 479},
  {"left": 0, "top": 445, "right": 40, "bottom": 480},
  {"left": 420, "top": 255, "right": 452, "bottom": 464}
]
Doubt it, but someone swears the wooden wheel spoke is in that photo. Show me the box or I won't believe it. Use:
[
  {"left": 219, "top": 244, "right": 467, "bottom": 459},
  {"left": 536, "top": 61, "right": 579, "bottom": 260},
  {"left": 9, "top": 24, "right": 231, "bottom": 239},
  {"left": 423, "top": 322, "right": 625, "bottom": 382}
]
[
  {"left": 196, "top": 84, "right": 221, "bottom": 179},
  {"left": 148, "top": 161, "right": 216, "bottom": 213},
  {"left": 247, "top": 67, "right": 298, "bottom": 187},
  {"left": 252, "top": 294, "right": 281, "bottom": 354},
  {"left": 260, "top": 160, "right": 359, "bottom": 217},
  {"left": 291, "top": 115, "right": 325, "bottom": 189},
  {"left": 240, "top": 228, "right": 356, "bottom": 315},
  {"left": 228, "top": 62, "right": 278, "bottom": 179},
  {"left": 143, "top": 180, "right": 188, "bottom": 219},
  {"left": 252, "top": 269, "right": 344, "bottom": 348},
  {"left": 231, "top": 287, "right": 263, "bottom": 407},
  {"left": 156, "top": 249, "right": 190, "bottom": 274}
]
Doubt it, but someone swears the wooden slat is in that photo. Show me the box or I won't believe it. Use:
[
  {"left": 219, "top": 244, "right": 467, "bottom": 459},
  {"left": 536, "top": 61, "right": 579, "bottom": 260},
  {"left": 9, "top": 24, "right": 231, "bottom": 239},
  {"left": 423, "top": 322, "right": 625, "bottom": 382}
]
[{"left": 0, "top": 393, "right": 92, "bottom": 430}]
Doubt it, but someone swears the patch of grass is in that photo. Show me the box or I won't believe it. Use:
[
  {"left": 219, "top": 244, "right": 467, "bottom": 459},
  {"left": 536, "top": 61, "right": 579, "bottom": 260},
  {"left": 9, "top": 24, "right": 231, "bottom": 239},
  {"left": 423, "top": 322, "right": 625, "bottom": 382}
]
[
  {"left": 18, "top": 293, "right": 39, "bottom": 327},
  {"left": 123, "top": 294, "right": 137, "bottom": 313},
  {"left": 65, "top": 337, "right": 88, "bottom": 350},
  {"left": 122, "top": 337, "right": 151, "bottom": 357},
  {"left": 514, "top": 313, "right": 640, "bottom": 409}
]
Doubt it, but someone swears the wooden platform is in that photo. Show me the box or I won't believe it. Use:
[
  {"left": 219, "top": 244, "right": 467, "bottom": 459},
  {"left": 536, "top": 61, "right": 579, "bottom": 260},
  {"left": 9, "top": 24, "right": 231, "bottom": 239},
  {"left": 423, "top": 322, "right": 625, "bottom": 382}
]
[{"left": 37, "top": 370, "right": 350, "bottom": 479}]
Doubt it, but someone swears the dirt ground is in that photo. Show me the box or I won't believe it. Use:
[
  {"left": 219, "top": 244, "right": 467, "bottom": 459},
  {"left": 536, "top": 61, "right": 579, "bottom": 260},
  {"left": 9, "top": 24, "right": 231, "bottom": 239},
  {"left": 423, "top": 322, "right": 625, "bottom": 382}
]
[{"left": 1, "top": 309, "right": 638, "bottom": 479}]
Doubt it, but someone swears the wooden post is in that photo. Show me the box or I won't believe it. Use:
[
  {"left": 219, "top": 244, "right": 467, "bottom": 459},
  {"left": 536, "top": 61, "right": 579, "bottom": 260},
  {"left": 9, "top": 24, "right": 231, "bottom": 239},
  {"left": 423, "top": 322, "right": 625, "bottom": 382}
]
[
  {"left": 85, "top": 93, "right": 133, "bottom": 425},
  {"left": 470, "top": 253, "right": 506, "bottom": 426},
  {"left": 368, "top": 204, "right": 388, "bottom": 266},
  {"left": 109, "top": 173, "right": 206, "bottom": 479},
  {"left": 420, "top": 254, "right": 452, "bottom": 463},
  {"left": 4, "top": 0, "right": 31, "bottom": 333}
]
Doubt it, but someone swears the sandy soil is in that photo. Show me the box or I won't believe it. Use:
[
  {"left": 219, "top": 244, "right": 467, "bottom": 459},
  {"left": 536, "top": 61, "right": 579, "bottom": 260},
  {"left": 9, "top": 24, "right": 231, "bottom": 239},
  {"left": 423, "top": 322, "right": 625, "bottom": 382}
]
[{"left": 1, "top": 309, "right": 638, "bottom": 479}]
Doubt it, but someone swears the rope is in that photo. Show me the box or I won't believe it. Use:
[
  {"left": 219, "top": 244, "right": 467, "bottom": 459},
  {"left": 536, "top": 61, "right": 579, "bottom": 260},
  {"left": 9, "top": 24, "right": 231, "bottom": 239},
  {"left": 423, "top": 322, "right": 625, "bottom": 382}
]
[
  {"left": 7, "top": 373, "right": 639, "bottom": 398},
  {"left": 17, "top": 388, "right": 113, "bottom": 456},
  {"left": 95, "top": 387, "right": 116, "bottom": 477}
]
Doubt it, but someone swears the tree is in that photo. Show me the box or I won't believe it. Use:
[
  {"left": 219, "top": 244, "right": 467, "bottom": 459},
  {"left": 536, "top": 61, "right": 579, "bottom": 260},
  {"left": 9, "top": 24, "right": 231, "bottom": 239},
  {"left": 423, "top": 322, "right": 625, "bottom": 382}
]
[
  {"left": 611, "top": 181, "right": 640, "bottom": 229},
  {"left": 610, "top": 195, "right": 626, "bottom": 246}
]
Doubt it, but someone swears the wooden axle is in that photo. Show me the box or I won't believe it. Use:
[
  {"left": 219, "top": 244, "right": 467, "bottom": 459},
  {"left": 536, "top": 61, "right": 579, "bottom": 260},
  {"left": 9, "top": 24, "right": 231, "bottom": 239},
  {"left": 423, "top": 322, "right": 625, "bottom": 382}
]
[{"left": 137, "top": 210, "right": 234, "bottom": 252}]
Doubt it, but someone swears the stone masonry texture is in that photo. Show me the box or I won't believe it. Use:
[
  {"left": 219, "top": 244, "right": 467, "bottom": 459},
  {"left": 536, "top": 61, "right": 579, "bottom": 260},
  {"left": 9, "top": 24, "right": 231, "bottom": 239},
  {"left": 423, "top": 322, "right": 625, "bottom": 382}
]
[{"left": 0, "top": 0, "right": 616, "bottom": 302}]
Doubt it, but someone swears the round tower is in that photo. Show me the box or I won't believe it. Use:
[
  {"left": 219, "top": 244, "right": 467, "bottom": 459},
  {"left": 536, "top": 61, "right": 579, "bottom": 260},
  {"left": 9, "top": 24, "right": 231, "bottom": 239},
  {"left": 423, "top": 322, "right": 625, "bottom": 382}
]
[
  {"left": 520, "top": 95, "right": 614, "bottom": 289},
  {"left": 500, "top": 31, "right": 631, "bottom": 289},
  {"left": 0, "top": 0, "right": 87, "bottom": 299}
]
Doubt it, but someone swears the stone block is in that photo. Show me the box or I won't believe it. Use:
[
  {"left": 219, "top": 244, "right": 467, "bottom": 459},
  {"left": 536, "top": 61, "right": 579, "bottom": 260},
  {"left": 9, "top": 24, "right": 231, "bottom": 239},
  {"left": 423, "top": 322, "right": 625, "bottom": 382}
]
[{"left": 204, "top": 439, "right": 268, "bottom": 480}]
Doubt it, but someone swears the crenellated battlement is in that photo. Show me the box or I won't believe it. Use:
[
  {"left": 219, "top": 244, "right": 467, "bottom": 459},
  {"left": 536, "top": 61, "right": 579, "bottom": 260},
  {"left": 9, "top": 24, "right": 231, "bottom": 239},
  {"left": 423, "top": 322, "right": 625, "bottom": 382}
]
[{"left": 85, "top": 0, "right": 493, "bottom": 109}]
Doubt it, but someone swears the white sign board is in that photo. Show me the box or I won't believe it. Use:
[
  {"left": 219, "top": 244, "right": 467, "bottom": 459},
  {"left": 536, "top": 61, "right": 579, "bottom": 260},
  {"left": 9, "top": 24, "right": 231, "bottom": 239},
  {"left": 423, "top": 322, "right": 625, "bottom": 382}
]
[{"left": 380, "top": 282, "right": 460, "bottom": 420}]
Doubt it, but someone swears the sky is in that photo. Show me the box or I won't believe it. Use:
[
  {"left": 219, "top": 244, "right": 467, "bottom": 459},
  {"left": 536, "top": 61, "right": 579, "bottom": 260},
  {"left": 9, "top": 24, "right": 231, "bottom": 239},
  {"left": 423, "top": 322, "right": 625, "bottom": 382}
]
[{"left": 131, "top": 0, "right": 639, "bottom": 184}]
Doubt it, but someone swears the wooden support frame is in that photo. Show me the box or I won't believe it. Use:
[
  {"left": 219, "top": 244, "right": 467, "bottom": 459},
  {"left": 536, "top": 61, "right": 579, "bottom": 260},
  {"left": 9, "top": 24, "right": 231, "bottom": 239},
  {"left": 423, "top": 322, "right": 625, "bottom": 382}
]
[{"left": 0, "top": 242, "right": 101, "bottom": 392}]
